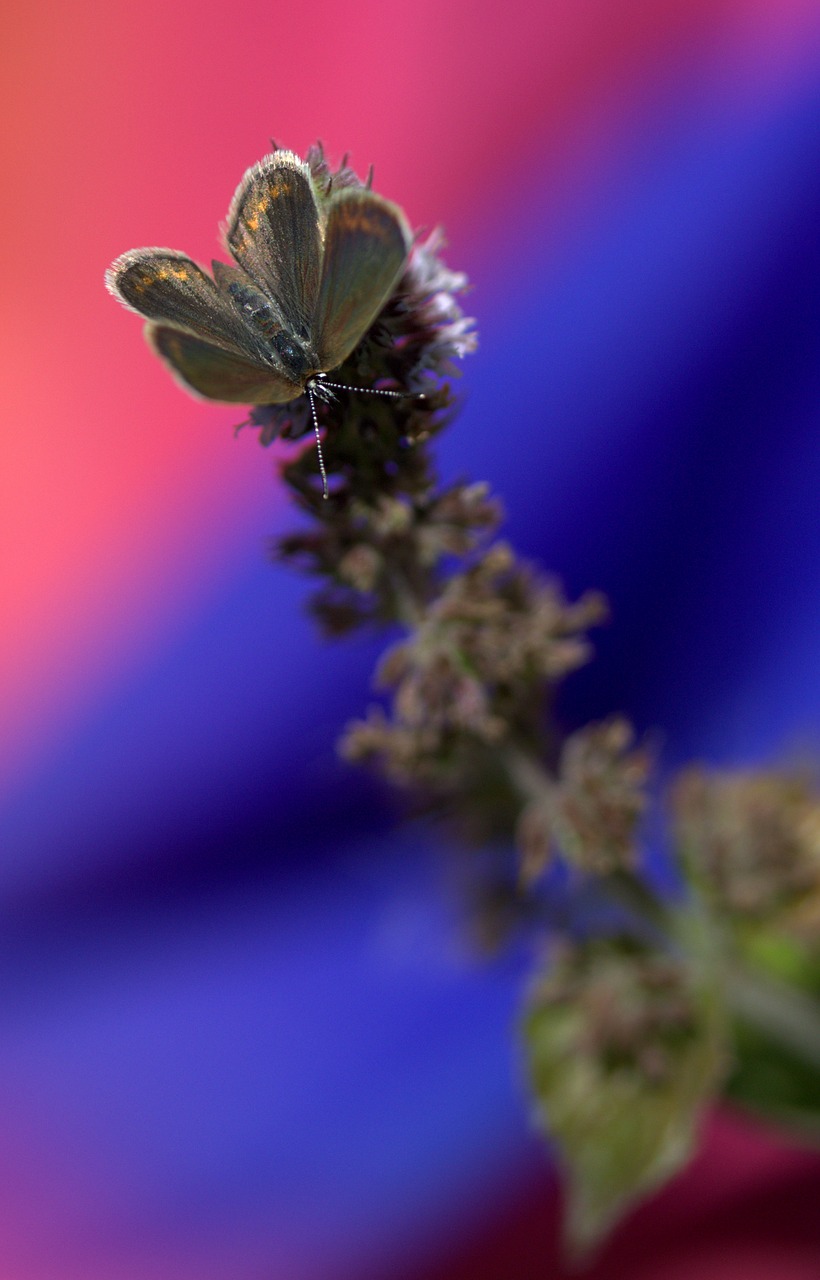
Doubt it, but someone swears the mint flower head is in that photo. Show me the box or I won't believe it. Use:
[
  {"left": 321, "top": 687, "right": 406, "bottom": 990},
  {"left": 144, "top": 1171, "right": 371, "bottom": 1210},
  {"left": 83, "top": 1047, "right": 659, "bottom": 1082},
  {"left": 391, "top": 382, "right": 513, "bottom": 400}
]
[{"left": 249, "top": 143, "right": 477, "bottom": 510}]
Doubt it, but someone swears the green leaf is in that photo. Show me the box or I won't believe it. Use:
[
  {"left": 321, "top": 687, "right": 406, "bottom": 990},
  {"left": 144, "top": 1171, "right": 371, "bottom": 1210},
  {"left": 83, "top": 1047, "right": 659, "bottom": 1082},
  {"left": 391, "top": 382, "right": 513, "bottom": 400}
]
[
  {"left": 725, "top": 942, "right": 820, "bottom": 1138},
  {"left": 727, "top": 1010, "right": 820, "bottom": 1138},
  {"left": 523, "top": 943, "right": 728, "bottom": 1257}
]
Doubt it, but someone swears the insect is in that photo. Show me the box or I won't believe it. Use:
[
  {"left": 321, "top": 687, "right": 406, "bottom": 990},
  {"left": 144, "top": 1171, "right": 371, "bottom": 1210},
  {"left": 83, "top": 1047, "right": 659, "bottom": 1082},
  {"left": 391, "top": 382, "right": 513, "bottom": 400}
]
[{"left": 106, "top": 150, "right": 416, "bottom": 497}]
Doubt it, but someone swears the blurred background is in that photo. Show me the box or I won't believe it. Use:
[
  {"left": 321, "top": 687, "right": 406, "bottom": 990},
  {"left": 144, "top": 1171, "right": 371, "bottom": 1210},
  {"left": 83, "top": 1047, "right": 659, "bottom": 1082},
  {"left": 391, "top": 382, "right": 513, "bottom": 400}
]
[{"left": 3, "top": 0, "right": 820, "bottom": 1276}]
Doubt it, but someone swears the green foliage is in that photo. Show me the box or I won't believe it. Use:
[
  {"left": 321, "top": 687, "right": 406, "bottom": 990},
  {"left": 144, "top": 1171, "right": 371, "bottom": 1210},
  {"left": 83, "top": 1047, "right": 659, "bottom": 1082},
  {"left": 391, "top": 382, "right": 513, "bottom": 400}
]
[
  {"left": 524, "top": 941, "right": 728, "bottom": 1256},
  {"left": 727, "top": 931, "right": 820, "bottom": 1135},
  {"left": 728, "top": 1016, "right": 820, "bottom": 1136}
]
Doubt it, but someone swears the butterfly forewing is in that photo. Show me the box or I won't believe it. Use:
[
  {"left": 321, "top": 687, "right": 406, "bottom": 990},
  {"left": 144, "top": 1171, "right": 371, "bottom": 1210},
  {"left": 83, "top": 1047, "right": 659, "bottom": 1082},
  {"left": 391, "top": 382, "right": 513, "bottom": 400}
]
[
  {"left": 313, "top": 190, "right": 410, "bottom": 373},
  {"left": 225, "top": 152, "right": 322, "bottom": 343},
  {"left": 106, "top": 249, "right": 265, "bottom": 362},
  {"left": 148, "top": 325, "right": 300, "bottom": 404}
]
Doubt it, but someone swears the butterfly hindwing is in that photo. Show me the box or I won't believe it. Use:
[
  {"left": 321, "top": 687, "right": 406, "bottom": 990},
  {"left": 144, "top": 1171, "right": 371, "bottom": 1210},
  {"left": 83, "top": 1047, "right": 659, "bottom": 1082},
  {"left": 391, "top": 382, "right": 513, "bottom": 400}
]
[
  {"left": 313, "top": 189, "right": 410, "bottom": 373},
  {"left": 106, "top": 249, "right": 265, "bottom": 362},
  {"left": 225, "top": 151, "right": 322, "bottom": 343},
  {"left": 148, "top": 324, "right": 300, "bottom": 404}
]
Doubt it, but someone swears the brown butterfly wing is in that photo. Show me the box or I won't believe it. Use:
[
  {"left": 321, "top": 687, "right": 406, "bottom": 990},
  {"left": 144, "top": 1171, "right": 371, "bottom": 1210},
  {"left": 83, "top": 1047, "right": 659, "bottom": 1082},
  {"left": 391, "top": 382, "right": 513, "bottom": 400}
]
[
  {"left": 106, "top": 249, "right": 266, "bottom": 362},
  {"left": 312, "top": 189, "right": 410, "bottom": 373},
  {"left": 224, "top": 152, "right": 322, "bottom": 344},
  {"left": 147, "top": 325, "right": 299, "bottom": 404}
]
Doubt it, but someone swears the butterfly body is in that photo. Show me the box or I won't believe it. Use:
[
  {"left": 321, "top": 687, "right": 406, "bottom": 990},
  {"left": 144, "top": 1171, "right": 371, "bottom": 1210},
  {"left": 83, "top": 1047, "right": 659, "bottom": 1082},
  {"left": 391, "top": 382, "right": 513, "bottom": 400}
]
[{"left": 106, "top": 150, "right": 412, "bottom": 409}]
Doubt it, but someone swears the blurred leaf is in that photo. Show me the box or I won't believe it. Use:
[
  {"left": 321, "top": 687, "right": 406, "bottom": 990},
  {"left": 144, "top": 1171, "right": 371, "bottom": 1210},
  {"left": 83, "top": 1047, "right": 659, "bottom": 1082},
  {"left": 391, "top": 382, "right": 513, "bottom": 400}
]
[
  {"left": 523, "top": 943, "right": 728, "bottom": 1257},
  {"left": 739, "top": 926, "right": 820, "bottom": 988},
  {"left": 728, "top": 1012, "right": 820, "bottom": 1139},
  {"left": 726, "top": 936, "right": 820, "bottom": 1138}
]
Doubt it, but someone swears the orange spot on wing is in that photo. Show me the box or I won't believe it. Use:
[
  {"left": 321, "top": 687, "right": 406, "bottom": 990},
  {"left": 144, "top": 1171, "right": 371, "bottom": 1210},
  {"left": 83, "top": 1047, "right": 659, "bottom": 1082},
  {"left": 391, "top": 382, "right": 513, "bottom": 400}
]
[
  {"left": 131, "top": 272, "right": 156, "bottom": 294},
  {"left": 245, "top": 195, "right": 270, "bottom": 232}
]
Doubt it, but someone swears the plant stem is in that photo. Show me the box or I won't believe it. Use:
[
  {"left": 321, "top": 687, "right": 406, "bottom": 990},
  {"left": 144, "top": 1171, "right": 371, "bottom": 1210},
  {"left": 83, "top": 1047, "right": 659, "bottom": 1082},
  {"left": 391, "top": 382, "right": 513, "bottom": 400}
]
[{"left": 502, "top": 743, "right": 555, "bottom": 801}]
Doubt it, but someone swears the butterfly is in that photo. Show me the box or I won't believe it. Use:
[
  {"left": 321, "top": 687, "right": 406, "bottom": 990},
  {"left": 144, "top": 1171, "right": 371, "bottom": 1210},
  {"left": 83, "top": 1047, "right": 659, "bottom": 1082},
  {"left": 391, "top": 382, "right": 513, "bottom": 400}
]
[{"left": 106, "top": 150, "right": 415, "bottom": 496}]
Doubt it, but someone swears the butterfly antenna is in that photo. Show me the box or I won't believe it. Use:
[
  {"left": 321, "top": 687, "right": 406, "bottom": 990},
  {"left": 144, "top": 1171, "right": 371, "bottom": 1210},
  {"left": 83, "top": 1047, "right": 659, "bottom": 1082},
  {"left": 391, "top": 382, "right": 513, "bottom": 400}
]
[
  {"left": 318, "top": 379, "right": 426, "bottom": 403},
  {"left": 307, "top": 385, "right": 330, "bottom": 500},
  {"left": 365, "top": 164, "right": 374, "bottom": 190}
]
